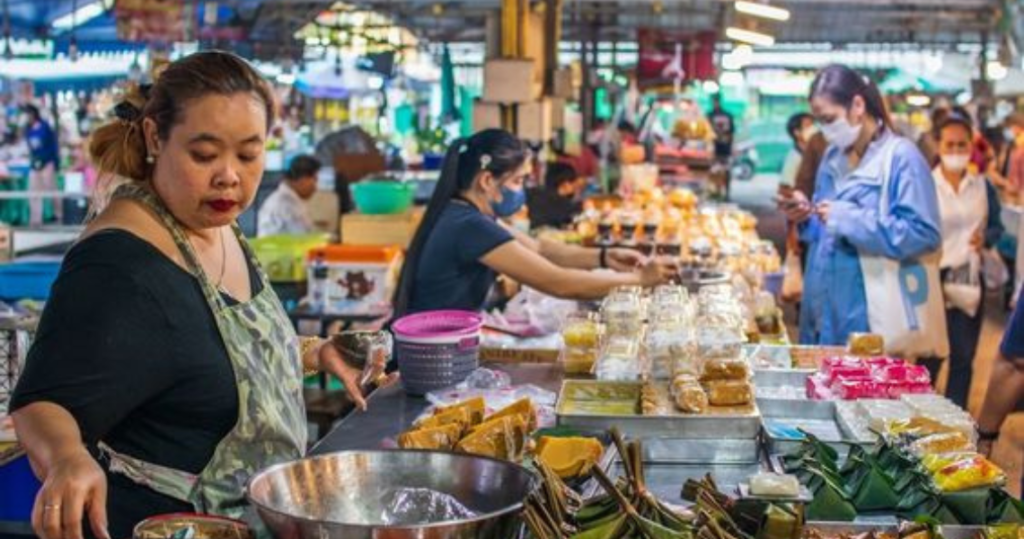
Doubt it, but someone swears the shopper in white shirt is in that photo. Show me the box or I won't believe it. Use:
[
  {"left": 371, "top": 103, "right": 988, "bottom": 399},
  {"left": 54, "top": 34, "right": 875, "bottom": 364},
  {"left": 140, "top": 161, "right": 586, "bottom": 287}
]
[
  {"left": 258, "top": 155, "right": 320, "bottom": 237},
  {"left": 922, "top": 110, "right": 1004, "bottom": 408}
]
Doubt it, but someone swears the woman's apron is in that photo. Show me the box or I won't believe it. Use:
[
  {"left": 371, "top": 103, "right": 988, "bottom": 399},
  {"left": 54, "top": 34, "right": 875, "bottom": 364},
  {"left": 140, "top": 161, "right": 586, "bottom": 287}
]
[{"left": 98, "top": 184, "right": 307, "bottom": 522}]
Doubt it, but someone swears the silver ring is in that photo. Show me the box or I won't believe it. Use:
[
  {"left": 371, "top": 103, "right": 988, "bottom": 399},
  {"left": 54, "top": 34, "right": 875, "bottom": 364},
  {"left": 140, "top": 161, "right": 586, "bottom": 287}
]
[{"left": 43, "top": 503, "right": 61, "bottom": 511}]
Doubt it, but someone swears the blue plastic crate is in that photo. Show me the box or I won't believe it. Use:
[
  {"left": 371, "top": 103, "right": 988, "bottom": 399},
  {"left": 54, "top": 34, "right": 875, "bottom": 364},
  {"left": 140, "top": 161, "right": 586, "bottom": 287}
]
[
  {"left": 0, "top": 455, "right": 40, "bottom": 521},
  {"left": 0, "top": 261, "right": 61, "bottom": 301}
]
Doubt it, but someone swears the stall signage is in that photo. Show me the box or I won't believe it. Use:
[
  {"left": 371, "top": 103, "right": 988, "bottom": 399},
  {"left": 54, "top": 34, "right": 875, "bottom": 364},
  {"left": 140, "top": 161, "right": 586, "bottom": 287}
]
[
  {"left": 116, "top": 0, "right": 186, "bottom": 43},
  {"left": 637, "top": 29, "right": 717, "bottom": 89}
]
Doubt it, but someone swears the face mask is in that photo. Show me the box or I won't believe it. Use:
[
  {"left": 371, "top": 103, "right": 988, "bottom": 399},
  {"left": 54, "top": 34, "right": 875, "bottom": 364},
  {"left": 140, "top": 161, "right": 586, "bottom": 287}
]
[
  {"left": 941, "top": 154, "right": 970, "bottom": 173},
  {"left": 820, "top": 117, "right": 862, "bottom": 150},
  {"left": 1005, "top": 128, "right": 1017, "bottom": 143},
  {"left": 491, "top": 184, "right": 526, "bottom": 217}
]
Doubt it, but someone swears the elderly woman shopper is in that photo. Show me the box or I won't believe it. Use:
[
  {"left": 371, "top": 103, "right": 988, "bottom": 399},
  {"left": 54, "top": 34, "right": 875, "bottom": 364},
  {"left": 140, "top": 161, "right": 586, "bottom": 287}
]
[{"left": 10, "top": 51, "right": 380, "bottom": 539}]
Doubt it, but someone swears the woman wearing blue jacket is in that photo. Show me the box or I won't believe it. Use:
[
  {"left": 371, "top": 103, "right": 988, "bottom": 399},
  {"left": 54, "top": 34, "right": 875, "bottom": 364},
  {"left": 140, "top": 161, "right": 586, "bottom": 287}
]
[{"left": 781, "top": 65, "right": 943, "bottom": 347}]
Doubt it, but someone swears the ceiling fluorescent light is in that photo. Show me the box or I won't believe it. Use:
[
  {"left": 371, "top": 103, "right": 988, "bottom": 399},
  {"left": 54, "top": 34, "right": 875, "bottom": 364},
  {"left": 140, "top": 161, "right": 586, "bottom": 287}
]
[
  {"left": 53, "top": 0, "right": 113, "bottom": 31},
  {"left": 735, "top": 1, "right": 790, "bottom": 22},
  {"left": 726, "top": 27, "right": 775, "bottom": 47}
]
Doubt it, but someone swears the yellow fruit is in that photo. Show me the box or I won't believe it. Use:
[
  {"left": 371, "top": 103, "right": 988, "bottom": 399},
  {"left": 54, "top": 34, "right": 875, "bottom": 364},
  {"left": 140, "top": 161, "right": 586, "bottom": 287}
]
[
  {"left": 484, "top": 398, "right": 538, "bottom": 432},
  {"left": 432, "top": 396, "right": 486, "bottom": 425}
]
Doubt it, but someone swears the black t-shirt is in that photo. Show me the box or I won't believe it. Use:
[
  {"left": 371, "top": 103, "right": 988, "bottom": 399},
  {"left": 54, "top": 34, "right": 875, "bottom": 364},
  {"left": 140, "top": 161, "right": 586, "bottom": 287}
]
[
  {"left": 11, "top": 229, "right": 262, "bottom": 538},
  {"left": 408, "top": 202, "right": 514, "bottom": 314}
]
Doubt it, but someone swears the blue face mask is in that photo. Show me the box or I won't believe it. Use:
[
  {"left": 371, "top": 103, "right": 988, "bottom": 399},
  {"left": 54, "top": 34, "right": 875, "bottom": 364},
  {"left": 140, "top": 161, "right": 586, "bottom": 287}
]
[{"left": 491, "top": 185, "right": 526, "bottom": 217}]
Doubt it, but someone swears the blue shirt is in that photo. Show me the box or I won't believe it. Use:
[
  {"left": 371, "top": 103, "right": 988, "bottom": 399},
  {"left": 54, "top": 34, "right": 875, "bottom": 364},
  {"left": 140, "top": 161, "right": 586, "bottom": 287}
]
[
  {"left": 408, "top": 201, "right": 514, "bottom": 314},
  {"left": 27, "top": 120, "right": 59, "bottom": 170},
  {"left": 798, "top": 130, "right": 942, "bottom": 345}
]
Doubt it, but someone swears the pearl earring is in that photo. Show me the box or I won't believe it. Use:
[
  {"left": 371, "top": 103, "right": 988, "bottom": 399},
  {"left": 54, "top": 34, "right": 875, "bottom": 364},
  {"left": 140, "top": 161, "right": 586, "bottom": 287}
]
[{"left": 146, "top": 155, "right": 155, "bottom": 164}]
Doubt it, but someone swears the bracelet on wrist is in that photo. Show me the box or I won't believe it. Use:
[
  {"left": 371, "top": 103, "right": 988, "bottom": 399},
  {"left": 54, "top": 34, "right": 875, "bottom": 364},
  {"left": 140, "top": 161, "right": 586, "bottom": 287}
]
[{"left": 299, "top": 337, "right": 321, "bottom": 376}]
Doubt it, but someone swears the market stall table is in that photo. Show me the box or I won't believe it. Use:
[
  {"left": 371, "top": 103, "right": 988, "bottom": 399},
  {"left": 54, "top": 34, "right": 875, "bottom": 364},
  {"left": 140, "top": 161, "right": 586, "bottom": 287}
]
[{"left": 311, "top": 362, "right": 561, "bottom": 454}]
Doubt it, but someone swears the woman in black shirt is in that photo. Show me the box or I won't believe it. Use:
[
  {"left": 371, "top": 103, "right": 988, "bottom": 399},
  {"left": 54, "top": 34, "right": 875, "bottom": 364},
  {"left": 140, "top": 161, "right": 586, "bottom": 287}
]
[{"left": 11, "top": 52, "right": 379, "bottom": 539}]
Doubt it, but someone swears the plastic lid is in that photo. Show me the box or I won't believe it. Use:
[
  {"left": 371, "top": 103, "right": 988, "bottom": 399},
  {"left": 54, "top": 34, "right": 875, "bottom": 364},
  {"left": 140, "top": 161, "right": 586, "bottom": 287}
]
[{"left": 308, "top": 245, "right": 402, "bottom": 263}]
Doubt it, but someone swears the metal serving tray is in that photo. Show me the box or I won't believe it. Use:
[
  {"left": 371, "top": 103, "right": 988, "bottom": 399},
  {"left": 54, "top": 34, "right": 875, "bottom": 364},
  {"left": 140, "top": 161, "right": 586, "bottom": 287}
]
[
  {"left": 759, "top": 398, "right": 866, "bottom": 463},
  {"left": 585, "top": 460, "right": 767, "bottom": 506},
  {"left": 804, "top": 522, "right": 987, "bottom": 539},
  {"left": 556, "top": 380, "right": 762, "bottom": 440}
]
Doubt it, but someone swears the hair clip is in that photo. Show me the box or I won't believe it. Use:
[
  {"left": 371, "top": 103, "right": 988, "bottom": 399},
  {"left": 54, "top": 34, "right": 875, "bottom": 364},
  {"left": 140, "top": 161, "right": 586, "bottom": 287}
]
[
  {"left": 480, "top": 154, "right": 492, "bottom": 170},
  {"left": 113, "top": 101, "right": 141, "bottom": 123}
]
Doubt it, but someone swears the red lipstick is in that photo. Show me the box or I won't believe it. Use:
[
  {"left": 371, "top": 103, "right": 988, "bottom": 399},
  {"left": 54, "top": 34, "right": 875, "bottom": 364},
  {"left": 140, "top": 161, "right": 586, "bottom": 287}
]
[{"left": 208, "top": 199, "right": 237, "bottom": 212}]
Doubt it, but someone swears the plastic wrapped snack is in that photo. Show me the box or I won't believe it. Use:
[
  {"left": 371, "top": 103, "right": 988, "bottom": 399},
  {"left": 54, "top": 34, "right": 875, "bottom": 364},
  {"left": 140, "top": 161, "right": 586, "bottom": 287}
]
[
  {"left": 701, "top": 358, "right": 751, "bottom": 381},
  {"left": 645, "top": 329, "right": 695, "bottom": 380},
  {"left": 749, "top": 473, "right": 802, "bottom": 498},
  {"left": 921, "top": 452, "right": 981, "bottom": 473},
  {"left": 931, "top": 454, "right": 1007, "bottom": 492},
  {"left": 594, "top": 337, "right": 641, "bottom": 381},
  {"left": 705, "top": 380, "right": 754, "bottom": 406},
  {"left": 673, "top": 381, "right": 708, "bottom": 414},
  {"left": 398, "top": 424, "right": 463, "bottom": 450},
  {"left": 910, "top": 431, "right": 975, "bottom": 456},
  {"left": 847, "top": 332, "right": 885, "bottom": 356}
]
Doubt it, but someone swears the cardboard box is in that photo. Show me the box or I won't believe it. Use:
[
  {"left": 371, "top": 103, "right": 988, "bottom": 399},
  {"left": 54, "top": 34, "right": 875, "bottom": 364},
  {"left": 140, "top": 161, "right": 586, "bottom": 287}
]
[
  {"left": 517, "top": 98, "right": 553, "bottom": 142},
  {"left": 483, "top": 58, "right": 541, "bottom": 104},
  {"left": 552, "top": 68, "right": 575, "bottom": 99},
  {"left": 340, "top": 208, "right": 424, "bottom": 248},
  {"left": 472, "top": 100, "right": 502, "bottom": 132}
]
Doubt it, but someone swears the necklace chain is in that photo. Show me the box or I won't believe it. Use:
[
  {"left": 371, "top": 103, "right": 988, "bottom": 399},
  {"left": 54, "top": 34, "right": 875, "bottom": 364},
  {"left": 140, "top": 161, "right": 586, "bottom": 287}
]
[{"left": 187, "top": 227, "right": 228, "bottom": 290}]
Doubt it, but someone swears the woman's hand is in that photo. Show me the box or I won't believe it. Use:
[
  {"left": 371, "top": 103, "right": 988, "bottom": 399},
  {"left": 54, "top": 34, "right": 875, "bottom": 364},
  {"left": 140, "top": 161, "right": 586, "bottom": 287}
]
[
  {"left": 33, "top": 447, "right": 109, "bottom": 539},
  {"left": 815, "top": 201, "right": 831, "bottom": 225},
  {"left": 638, "top": 256, "right": 678, "bottom": 287},
  {"left": 605, "top": 248, "right": 646, "bottom": 273},
  {"left": 317, "top": 342, "right": 388, "bottom": 412},
  {"left": 777, "top": 190, "right": 814, "bottom": 224},
  {"left": 971, "top": 227, "right": 984, "bottom": 252}
]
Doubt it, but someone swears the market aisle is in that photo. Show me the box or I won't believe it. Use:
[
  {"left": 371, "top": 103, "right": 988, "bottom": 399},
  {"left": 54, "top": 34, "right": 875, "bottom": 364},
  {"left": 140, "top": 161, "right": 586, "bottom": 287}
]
[{"left": 732, "top": 173, "right": 1023, "bottom": 498}]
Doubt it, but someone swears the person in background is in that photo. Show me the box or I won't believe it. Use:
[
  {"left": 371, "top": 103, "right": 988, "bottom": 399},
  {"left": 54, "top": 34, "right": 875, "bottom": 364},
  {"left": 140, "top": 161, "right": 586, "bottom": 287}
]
[
  {"left": 917, "top": 106, "right": 950, "bottom": 168},
  {"left": 976, "top": 285, "right": 1024, "bottom": 494},
  {"left": 527, "top": 162, "right": 583, "bottom": 230},
  {"left": 780, "top": 113, "right": 817, "bottom": 188},
  {"left": 708, "top": 94, "right": 735, "bottom": 164},
  {"left": 23, "top": 104, "right": 62, "bottom": 226},
  {"left": 917, "top": 110, "right": 1004, "bottom": 408},
  {"left": 257, "top": 155, "right": 320, "bottom": 237},
  {"left": 392, "top": 129, "right": 676, "bottom": 318},
  {"left": 998, "top": 112, "right": 1024, "bottom": 200},
  {"left": 779, "top": 64, "right": 942, "bottom": 346}
]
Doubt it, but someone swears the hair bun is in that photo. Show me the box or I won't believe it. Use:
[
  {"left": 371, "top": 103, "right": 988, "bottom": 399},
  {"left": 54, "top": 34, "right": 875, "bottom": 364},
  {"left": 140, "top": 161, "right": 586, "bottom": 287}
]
[{"left": 113, "top": 101, "right": 141, "bottom": 122}]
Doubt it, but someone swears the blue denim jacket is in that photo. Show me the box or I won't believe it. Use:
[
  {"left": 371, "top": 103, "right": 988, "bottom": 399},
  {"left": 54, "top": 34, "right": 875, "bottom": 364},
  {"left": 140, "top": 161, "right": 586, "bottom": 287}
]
[{"left": 799, "top": 130, "right": 943, "bottom": 345}]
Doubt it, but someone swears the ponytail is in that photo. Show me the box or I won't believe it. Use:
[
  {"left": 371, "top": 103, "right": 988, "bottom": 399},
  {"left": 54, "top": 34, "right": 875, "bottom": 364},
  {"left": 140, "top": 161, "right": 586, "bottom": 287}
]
[
  {"left": 391, "top": 129, "right": 528, "bottom": 318},
  {"left": 810, "top": 65, "right": 893, "bottom": 131}
]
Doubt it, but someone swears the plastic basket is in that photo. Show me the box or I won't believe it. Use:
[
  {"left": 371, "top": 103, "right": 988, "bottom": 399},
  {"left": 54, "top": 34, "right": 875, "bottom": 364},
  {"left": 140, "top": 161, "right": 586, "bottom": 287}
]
[
  {"left": 350, "top": 181, "right": 415, "bottom": 215},
  {"left": 0, "top": 454, "right": 40, "bottom": 521},
  {"left": 0, "top": 261, "right": 61, "bottom": 300},
  {"left": 392, "top": 311, "right": 483, "bottom": 395}
]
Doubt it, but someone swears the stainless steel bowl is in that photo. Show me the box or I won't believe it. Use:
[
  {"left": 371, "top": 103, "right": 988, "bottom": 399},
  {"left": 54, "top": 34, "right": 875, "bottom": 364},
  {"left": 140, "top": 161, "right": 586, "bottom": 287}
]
[{"left": 246, "top": 450, "right": 536, "bottom": 539}]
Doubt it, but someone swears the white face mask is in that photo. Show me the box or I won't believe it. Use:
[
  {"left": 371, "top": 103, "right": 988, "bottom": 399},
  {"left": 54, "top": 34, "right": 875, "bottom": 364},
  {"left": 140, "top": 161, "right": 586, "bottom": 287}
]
[
  {"left": 820, "top": 117, "right": 862, "bottom": 150},
  {"left": 1005, "top": 128, "right": 1018, "bottom": 143},
  {"left": 941, "top": 154, "right": 970, "bottom": 173}
]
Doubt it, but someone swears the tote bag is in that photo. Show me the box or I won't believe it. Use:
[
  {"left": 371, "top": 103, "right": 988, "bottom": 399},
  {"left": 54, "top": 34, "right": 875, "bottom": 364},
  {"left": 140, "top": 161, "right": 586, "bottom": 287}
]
[{"left": 857, "top": 139, "right": 949, "bottom": 359}]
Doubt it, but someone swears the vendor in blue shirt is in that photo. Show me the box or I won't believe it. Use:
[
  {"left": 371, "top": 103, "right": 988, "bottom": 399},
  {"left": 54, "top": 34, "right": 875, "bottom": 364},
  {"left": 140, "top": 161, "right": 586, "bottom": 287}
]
[
  {"left": 392, "top": 129, "right": 676, "bottom": 317},
  {"left": 779, "top": 65, "right": 942, "bottom": 346},
  {"left": 22, "top": 104, "right": 62, "bottom": 225}
]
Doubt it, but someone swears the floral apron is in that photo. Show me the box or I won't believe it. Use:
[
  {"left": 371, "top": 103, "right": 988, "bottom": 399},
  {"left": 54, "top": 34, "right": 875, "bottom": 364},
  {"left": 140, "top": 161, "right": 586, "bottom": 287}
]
[{"left": 98, "top": 184, "right": 307, "bottom": 524}]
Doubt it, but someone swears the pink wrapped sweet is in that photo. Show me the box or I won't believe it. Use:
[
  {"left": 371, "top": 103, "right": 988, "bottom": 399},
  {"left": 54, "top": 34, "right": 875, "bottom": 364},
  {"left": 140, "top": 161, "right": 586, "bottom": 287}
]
[
  {"left": 865, "top": 357, "right": 905, "bottom": 371},
  {"left": 820, "top": 356, "right": 866, "bottom": 374},
  {"left": 807, "top": 374, "right": 833, "bottom": 400},
  {"left": 876, "top": 364, "right": 931, "bottom": 384},
  {"left": 827, "top": 366, "right": 873, "bottom": 385},
  {"left": 834, "top": 379, "right": 888, "bottom": 400},
  {"left": 886, "top": 380, "right": 933, "bottom": 399}
]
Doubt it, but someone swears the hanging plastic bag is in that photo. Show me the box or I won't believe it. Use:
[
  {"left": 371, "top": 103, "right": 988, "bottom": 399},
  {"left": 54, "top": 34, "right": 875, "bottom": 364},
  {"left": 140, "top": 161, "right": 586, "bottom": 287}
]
[
  {"left": 781, "top": 251, "right": 803, "bottom": 303},
  {"left": 942, "top": 254, "right": 982, "bottom": 317},
  {"left": 980, "top": 248, "right": 1009, "bottom": 292}
]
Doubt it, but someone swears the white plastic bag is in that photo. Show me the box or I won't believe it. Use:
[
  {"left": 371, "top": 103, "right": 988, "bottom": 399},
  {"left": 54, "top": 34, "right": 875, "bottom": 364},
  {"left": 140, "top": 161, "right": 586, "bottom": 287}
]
[
  {"left": 980, "top": 248, "right": 1009, "bottom": 292},
  {"left": 942, "top": 255, "right": 982, "bottom": 317},
  {"left": 780, "top": 251, "right": 803, "bottom": 303}
]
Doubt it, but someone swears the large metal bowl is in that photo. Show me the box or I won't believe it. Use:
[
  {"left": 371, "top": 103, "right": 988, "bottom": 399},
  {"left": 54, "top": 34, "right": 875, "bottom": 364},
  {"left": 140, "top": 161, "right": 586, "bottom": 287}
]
[{"left": 246, "top": 450, "right": 536, "bottom": 539}]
